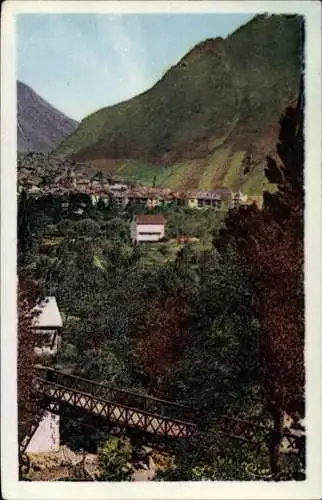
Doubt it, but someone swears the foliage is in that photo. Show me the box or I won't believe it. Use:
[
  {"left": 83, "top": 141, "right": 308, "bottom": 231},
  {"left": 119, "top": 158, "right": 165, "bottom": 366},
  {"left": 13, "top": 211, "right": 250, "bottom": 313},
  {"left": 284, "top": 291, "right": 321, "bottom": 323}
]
[
  {"left": 18, "top": 189, "right": 51, "bottom": 268},
  {"left": 216, "top": 98, "right": 304, "bottom": 412},
  {"left": 156, "top": 425, "right": 303, "bottom": 481},
  {"left": 59, "top": 412, "right": 111, "bottom": 454},
  {"left": 214, "top": 94, "right": 304, "bottom": 477},
  {"left": 136, "top": 295, "right": 188, "bottom": 388},
  {"left": 18, "top": 286, "right": 35, "bottom": 439},
  {"left": 73, "top": 218, "right": 101, "bottom": 236},
  {"left": 57, "top": 218, "right": 76, "bottom": 236},
  {"left": 165, "top": 207, "right": 226, "bottom": 240},
  {"left": 17, "top": 279, "right": 43, "bottom": 478},
  {"left": 154, "top": 426, "right": 271, "bottom": 481},
  {"left": 165, "top": 248, "right": 262, "bottom": 416},
  {"left": 97, "top": 436, "right": 132, "bottom": 481}
]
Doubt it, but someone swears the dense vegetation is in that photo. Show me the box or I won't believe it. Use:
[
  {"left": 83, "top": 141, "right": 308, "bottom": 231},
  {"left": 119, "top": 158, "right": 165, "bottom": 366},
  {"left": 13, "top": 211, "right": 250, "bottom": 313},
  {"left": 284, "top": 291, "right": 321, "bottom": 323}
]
[
  {"left": 57, "top": 14, "right": 302, "bottom": 195},
  {"left": 18, "top": 94, "right": 304, "bottom": 480}
]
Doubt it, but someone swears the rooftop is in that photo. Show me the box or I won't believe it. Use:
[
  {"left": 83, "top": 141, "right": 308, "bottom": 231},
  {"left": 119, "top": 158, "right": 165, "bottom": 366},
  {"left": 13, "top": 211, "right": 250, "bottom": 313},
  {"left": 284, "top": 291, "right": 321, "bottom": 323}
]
[
  {"left": 134, "top": 215, "right": 166, "bottom": 225},
  {"left": 32, "top": 296, "right": 63, "bottom": 328}
]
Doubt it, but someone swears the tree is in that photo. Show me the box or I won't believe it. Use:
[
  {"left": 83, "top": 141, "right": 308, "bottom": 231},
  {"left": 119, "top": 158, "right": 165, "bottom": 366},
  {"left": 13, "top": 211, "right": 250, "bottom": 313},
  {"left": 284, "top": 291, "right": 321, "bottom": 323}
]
[
  {"left": 136, "top": 294, "right": 188, "bottom": 392},
  {"left": 17, "top": 279, "right": 43, "bottom": 475},
  {"left": 104, "top": 216, "right": 130, "bottom": 242},
  {"left": 17, "top": 189, "right": 33, "bottom": 265},
  {"left": 18, "top": 190, "right": 49, "bottom": 268},
  {"left": 74, "top": 218, "right": 101, "bottom": 237},
  {"left": 167, "top": 247, "right": 262, "bottom": 416},
  {"left": 57, "top": 218, "right": 76, "bottom": 236},
  {"left": 214, "top": 93, "right": 304, "bottom": 478}
]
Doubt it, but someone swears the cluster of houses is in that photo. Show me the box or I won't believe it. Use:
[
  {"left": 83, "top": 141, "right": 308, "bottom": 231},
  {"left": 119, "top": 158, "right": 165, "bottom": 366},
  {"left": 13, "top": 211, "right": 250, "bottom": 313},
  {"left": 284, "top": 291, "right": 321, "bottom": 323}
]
[
  {"left": 20, "top": 181, "right": 263, "bottom": 213},
  {"left": 91, "top": 187, "right": 263, "bottom": 211},
  {"left": 74, "top": 184, "right": 262, "bottom": 211},
  {"left": 18, "top": 153, "right": 264, "bottom": 211},
  {"left": 66, "top": 170, "right": 263, "bottom": 210},
  {"left": 18, "top": 156, "right": 263, "bottom": 211},
  {"left": 89, "top": 186, "right": 237, "bottom": 210}
]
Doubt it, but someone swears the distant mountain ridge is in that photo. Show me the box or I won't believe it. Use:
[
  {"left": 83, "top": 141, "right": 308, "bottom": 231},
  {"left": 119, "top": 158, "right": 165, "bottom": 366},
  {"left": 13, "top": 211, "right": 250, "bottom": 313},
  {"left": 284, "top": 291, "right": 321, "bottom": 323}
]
[
  {"left": 17, "top": 81, "right": 78, "bottom": 153},
  {"left": 57, "top": 14, "right": 303, "bottom": 195}
]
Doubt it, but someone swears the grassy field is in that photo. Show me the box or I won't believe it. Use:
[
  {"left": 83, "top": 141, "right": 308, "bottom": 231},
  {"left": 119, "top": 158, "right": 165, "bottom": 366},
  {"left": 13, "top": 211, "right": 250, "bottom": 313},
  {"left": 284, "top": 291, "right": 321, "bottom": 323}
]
[
  {"left": 138, "top": 237, "right": 212, "bottom": 268},
  {"left": 90, "top": 149, "right": 262, "bottom": 194},
  {"left": 200, "top": 148, "right": 232, "bottom": 190},
  {"left": 116, "top": 161, "right": 172, "bottom": 187},
  {"left": 223, "top": 151, "right": 245, "bottom": 189},
  {"left": 108, "top": 149, "right": 266, "bottom": 194},
  {"left": 158, "top": 161, "right": 198, "bottom": 190}
]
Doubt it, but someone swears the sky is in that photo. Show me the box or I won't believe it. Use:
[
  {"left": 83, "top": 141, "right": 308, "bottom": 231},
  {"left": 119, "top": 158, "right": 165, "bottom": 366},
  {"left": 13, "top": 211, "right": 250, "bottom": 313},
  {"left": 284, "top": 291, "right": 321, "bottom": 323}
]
[{"left": 16, "top": 13, "right": 254, "bottom": 121}]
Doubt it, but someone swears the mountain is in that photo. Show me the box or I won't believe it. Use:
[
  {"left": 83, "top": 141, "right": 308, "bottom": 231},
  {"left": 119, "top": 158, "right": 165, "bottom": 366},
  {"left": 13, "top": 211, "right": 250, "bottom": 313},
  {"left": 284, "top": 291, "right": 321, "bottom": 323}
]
[
  {"left": 17, "top": 81, "right": 78, "bottom": 153},
  {"left": 57, "top": 14, "right": 303, "bottom": 195}
]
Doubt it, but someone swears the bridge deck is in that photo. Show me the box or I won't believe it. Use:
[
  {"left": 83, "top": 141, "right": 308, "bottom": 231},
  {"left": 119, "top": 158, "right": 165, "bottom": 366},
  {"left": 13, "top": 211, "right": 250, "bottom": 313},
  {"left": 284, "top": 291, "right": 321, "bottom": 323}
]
[{"left": 35, "top": 366, "right": 197, "bottom": 439}]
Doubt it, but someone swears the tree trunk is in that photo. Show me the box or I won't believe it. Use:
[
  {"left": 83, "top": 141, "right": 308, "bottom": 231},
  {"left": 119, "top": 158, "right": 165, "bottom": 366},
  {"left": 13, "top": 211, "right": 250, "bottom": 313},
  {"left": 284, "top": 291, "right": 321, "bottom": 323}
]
[{"left": 268, "top": 405, "right": 284, "bottom": 480}]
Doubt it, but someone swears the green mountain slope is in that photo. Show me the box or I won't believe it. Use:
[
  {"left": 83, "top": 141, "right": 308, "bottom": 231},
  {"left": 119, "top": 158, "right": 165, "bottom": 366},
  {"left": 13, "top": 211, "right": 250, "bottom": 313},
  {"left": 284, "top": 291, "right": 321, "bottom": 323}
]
[{"left": 57, "top": 14, "right": 302, "bottom": 194}]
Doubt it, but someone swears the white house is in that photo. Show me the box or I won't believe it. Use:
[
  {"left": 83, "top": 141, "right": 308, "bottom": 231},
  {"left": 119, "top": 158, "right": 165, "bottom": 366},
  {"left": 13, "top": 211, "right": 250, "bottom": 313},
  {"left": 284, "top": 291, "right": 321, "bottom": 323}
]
[
  {"left": 130, "top": 215, "right": 166, "bottom": 243},
  {"left": 32, "top": 296, "right": 63, "bottom": 358}
]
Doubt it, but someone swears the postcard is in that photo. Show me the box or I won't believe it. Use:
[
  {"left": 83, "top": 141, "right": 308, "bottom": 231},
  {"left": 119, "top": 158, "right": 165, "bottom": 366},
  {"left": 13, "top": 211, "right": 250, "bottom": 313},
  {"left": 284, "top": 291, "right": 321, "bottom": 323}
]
[{"left": 1, "top": 1, "right": 321, "bottom": 499}]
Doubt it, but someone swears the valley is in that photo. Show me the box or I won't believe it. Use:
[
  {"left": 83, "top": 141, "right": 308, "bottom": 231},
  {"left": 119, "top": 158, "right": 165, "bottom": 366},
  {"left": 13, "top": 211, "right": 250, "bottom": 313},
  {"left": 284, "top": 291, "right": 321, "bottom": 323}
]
[{"left": 16, "top": 12, "right": 305, "bottom": 483}]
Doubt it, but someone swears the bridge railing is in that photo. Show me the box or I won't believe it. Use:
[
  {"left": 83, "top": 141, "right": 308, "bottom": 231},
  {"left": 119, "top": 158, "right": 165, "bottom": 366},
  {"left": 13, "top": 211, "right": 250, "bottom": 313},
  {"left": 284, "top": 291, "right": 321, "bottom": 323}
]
[
  {"left": 36, "top": 377, "right": 197, "bottom": 438},
  {"left": 35, "top": 365, "right": 199, "bottom": 422}
]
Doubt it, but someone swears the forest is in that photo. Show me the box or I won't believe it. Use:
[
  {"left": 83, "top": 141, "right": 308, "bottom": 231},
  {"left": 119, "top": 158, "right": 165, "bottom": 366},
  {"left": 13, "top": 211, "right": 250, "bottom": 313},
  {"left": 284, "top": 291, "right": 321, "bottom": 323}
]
[{"left": 18, "top": 95, "right": 304, "bottom": 481}]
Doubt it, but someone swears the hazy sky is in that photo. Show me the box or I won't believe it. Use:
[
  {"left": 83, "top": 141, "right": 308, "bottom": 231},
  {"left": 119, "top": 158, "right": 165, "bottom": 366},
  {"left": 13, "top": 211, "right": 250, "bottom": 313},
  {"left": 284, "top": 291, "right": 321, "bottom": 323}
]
[{"left": 17, "top": 13, "right": 253, "bottom": 121}]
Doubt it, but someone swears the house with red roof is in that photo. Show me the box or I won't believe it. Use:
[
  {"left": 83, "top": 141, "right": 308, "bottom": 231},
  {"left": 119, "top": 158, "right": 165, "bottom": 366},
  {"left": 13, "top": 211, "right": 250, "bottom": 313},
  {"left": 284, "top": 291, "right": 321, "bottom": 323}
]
[{"left": 130, "top": 215, "right": 166, "bottom": 243}]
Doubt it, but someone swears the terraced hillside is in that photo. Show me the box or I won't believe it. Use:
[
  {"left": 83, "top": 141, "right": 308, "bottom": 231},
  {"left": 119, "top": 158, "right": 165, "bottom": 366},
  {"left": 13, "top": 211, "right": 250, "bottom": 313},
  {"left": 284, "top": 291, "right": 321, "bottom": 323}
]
[
  {"left": 88, "top": 154, "right": 272, "bottom": 195},
  {"left": 57, "top": 14, "right": 303, "bottom": 194}
]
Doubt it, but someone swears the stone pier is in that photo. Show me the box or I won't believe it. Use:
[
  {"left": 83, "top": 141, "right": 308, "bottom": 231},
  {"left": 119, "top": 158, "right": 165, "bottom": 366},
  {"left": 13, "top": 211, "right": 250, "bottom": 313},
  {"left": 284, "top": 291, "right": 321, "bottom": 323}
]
[{"left": 26, "top": 410, "right": 60, "bottom": 453}]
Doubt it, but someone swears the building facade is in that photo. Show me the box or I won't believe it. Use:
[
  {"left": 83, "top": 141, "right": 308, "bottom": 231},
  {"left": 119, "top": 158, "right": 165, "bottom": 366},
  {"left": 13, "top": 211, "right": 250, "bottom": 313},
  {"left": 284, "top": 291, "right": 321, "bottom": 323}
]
[{"left": 130, "top": 215, "right": 166, "bottom": 242}]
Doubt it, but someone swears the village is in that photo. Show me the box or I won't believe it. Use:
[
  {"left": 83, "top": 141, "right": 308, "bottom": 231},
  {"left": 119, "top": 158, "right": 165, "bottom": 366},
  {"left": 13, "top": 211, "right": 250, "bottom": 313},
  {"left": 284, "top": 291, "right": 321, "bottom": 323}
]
[{"left": 17, "top": 153, "right": 263, "bottom": 212}]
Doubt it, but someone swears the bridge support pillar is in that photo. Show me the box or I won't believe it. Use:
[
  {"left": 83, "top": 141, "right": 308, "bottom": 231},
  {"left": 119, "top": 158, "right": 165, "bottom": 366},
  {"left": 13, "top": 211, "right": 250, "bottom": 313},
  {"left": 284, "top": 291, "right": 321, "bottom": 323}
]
[{"left": 26, "top": 409, "right": 60, "bottom": 454}]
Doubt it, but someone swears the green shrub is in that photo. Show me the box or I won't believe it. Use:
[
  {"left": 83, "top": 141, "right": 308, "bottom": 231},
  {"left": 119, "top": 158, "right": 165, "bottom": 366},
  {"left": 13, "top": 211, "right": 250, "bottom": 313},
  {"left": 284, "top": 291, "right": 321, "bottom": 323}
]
[{"left": 98, "top": 436, "right": 132, "bottom": 481}]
